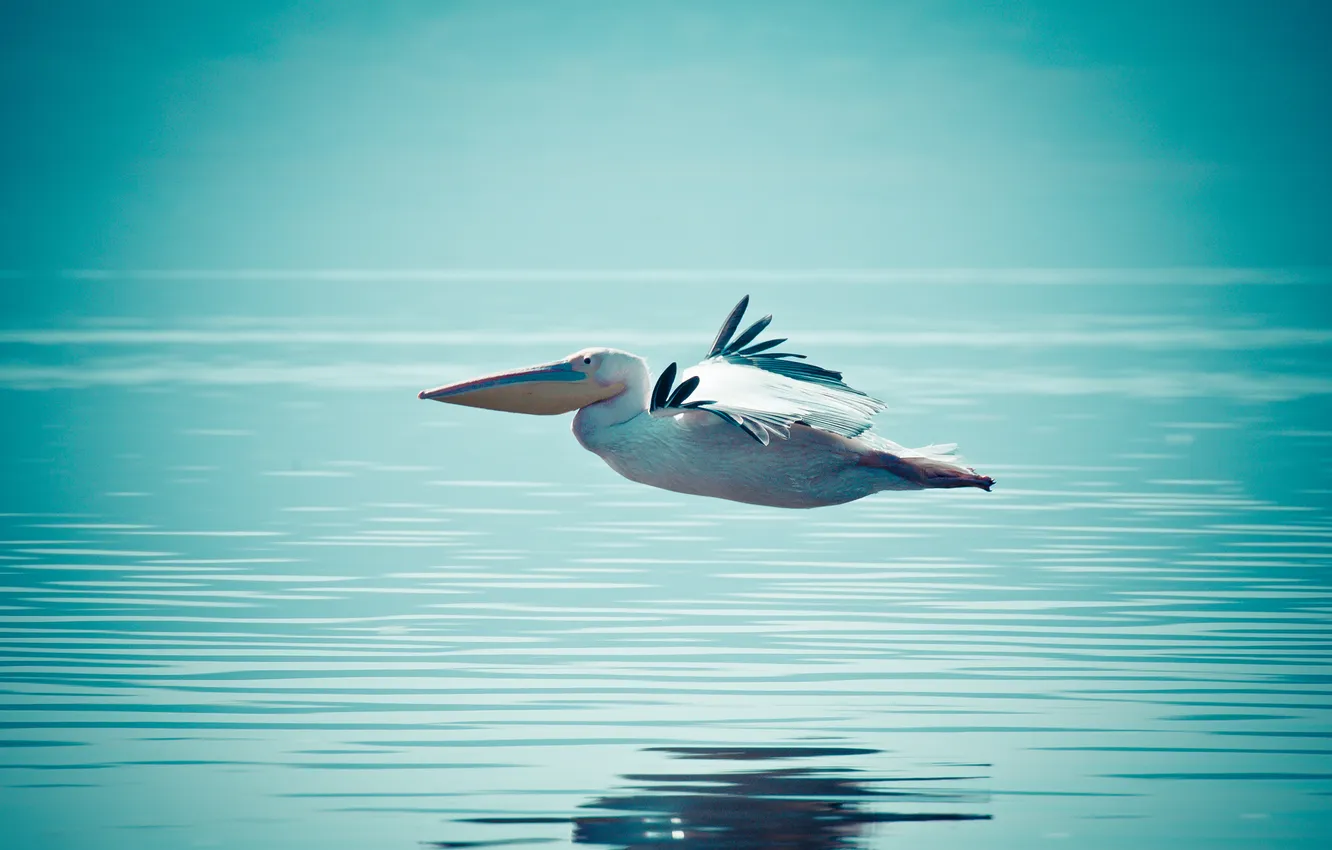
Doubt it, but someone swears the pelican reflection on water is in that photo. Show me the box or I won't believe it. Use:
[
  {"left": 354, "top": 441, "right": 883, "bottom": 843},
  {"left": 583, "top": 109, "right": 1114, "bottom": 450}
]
[
  {"left": 420, "top": 296, "right": 993, "bottom": 508},
  {"left": 434, "top": 745, "right": 989, "bottom": 849}
]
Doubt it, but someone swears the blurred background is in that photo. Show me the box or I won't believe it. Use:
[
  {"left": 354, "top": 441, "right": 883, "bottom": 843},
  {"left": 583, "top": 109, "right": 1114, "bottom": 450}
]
[
  {"left": 2, "top": 2, "right": 1331, "bottom": 849},
  {"left": 3, "top": 0, "right": 1331, "bottom": 271}
]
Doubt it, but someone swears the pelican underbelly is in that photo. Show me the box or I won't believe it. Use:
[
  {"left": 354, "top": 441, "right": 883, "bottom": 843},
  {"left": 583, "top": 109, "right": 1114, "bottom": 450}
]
[{"left": 576, "top": 411, "right": 896, "bottom": 508}]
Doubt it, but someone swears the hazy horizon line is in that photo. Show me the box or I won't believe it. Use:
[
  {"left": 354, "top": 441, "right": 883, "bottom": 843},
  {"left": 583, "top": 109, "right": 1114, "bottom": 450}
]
[{"left": 1, "top": 267, "right": 1330, "bottom": 285}]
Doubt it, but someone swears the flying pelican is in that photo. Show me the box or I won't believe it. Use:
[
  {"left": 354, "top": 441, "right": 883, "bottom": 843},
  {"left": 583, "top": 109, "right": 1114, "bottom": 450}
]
[{"left": 418, "top": 296, "right": 994, "bottom": 508}]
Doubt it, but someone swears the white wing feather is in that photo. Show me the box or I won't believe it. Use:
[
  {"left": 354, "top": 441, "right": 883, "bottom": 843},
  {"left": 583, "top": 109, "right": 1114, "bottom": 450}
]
[
  {"left": 679, "top": 358, "right": 885, "bottom": 444},
  {"left": 648, "top": 296, "right": 887, "bottom": 446}
]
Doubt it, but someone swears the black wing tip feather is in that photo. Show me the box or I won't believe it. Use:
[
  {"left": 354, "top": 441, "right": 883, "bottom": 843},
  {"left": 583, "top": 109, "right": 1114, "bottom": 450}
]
[
  {"left": 701, "top": 295, "right": 874, "bottom": 398},
  {"left": 650, "top": 362, "right": 677, "bottom": 412},
  {"left": 708, "top": 295, "right": 750, "bottom": 358},
  {"left": 665, "top": 375, "right": 700, "bottom": 408},
  {"left": 652, "top": 365, "right": 705, "bottom": 412},
  {"left": 727, "top": 314, "right": 773, "bottom": 353},
  {"left": 735, "top": 337, "right": 786, "bottom": 356}
]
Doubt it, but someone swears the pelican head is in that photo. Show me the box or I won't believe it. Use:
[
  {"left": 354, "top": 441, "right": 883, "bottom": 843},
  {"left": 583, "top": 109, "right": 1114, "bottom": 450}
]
[{"left": 418, "top": 348, "right": 639, "bottom": 415}]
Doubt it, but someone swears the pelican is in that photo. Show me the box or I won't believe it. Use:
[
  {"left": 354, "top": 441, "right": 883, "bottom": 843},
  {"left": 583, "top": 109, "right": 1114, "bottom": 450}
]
[{"left": 419, "top": 296, "right": 994, "bottom": 508}]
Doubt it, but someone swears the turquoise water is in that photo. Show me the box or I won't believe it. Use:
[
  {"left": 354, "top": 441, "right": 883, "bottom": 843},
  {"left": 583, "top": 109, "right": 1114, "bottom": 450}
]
[{"left": 2, "top": 276, "right": 1330, "bottom": 848}]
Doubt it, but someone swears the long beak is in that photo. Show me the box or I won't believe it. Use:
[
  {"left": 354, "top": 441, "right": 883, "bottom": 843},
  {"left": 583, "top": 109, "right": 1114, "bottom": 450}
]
[{"left": 418, "top": 359, "right": 624, "bottom": 415}]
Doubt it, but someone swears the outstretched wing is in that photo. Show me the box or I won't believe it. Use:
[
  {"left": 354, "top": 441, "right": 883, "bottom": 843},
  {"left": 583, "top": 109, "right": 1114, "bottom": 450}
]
[{"left": 650, "top": 295, "right": 885, "bottom": 445}]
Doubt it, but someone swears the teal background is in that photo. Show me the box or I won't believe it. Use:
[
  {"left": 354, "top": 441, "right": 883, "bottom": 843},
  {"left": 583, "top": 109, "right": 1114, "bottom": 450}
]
[
  {"left": 3, "top": 1, "right": 1330, "bottom": 270},
  {"left": 2, "top": 3, "right": 1331, "bottom": 849}
]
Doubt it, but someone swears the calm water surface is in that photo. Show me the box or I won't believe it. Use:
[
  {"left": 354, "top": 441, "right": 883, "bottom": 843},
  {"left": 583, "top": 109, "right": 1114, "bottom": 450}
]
[{"left": 1, "top": 277, "right": 1330, "bottom": 849}]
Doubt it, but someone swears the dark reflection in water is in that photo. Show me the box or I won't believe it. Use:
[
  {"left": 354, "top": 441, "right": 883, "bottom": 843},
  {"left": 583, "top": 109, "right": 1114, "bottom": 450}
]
[{"left": 438, "top": 746, "right": 989, "bottom": 849}]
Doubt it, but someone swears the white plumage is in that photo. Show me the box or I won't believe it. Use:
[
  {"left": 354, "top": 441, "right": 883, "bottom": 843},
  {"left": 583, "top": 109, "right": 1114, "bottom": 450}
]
[
  {"left": 675, "top": 358, "right": 885, "bottom": 444},
  {"left": 421, "top": 295, "right": 994, "bottom": 508}
]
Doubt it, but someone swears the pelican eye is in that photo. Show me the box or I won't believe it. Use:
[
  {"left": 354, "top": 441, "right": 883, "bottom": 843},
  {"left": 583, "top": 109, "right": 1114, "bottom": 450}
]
[{"left": 583, "top": 356, "right": 592, "bottom": 365}]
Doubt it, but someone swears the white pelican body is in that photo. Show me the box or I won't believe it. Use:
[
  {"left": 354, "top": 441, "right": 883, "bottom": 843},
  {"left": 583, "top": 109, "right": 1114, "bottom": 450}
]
[{"left": 420, "top": 297, "right": 993, "bottom": 508}]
